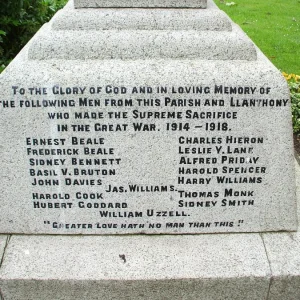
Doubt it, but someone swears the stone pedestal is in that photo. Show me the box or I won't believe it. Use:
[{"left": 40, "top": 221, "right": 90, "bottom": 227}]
[
  {"left": 1, "top": 161, "right": 300, "bottom": 299},
  {"left": 0, "top": 0, "right": 296, "bottom": 235},
  {"left": 0, "top": 235, "right": 270, "bottom": 300},
  {"left": 0, "top": 0, "right": 299, "bottom": 299}
]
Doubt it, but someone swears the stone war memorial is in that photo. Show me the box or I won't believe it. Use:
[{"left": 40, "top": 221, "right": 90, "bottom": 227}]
[{"left": 0, "top": 0, "right": 300, "bottom": 299}]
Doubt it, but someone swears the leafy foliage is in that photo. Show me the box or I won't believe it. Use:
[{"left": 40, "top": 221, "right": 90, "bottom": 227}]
[
  {"left": 0, "top": 0, "right": 67, "bottom": 72},
  {"left": 283, "top": 73, "right": 300, "bottom": 133}
]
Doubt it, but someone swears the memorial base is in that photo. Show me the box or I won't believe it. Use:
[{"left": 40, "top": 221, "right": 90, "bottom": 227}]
[
  {"left": 0, "top": 0, "right": 299, "bottom": 298},
  {"left": 0, "top": 160, "right": 299, "bottom": 300}
]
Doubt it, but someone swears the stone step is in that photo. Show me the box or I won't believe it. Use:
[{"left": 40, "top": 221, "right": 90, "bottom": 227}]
[
  {"left": 0, "top": 234, "right": 270, "bottom": 299},
  {"left": 74, "top": 0, "right": 207, "bottom": 8},
  {"left": 1, "top": 162, "right": 299, "bottom": 298},
  {"left": 51, "top": 7, "right": 231, "bottom": 31},
  {"left": 52, "top": 0, "right": 228, "bottom": 31},
  {"left": 28, "top": 24, "right": 256, "bottom": 61}
]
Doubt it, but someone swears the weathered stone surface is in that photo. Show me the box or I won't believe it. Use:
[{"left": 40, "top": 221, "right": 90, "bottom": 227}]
[
  {"left": 52, "top": 6, "right": 231, "bottom": 31},
  {"left": 0, "top": 46, "right": 297, "bottom": 234},
  {"left": 74, "top": 0, "right": 207, "bottom": 8},
  {"left": 0, "top": 0, "right": 298, "bottom": 298},
  {"left": 0, "top": 0, "right": 297, "bottom": 234},
  {"left": 29, "top": 24, "right": 255, "bottom": 60},
  {"left": 0, "top": 234, "right": 270, "bottom": 299},
  {"left": 262, "top": 160, "right": 300, "bottom": 300}
]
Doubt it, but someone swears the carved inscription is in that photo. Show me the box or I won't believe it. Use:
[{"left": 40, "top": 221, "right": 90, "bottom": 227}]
[{"left": 0, "top": 83, "right": 289, "bottom": 233}]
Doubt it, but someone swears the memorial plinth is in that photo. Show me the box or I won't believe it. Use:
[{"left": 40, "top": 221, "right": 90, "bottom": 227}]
[
  {"left": 0, "top": 0, "right": 299, "bottom": 298},
  {"left": 0, "top": 0, "right": 296, "bottom": 234},
  {"left": 73, "top": 0, "right": 207, "bottom": 8}
]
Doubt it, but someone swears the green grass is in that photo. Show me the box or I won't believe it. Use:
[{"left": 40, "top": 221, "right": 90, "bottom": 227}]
[{"left": 215, "top": 0, "right": 300, "bottom": 74}]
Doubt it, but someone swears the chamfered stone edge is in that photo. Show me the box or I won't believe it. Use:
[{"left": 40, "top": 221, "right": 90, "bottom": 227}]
[
  {"left": 0, "top": 234, "right": 270, "bottom": 300},
  {"left": 262, "top": 159, "right": 300, "bottom": 300},
  {"left": 73, "top": 0, "right": 207, "bottom": 9},
  {"left": 27, "top": 23, "right": 256, "bottom": 61},
  {"left": 51, "top": 7, "right": 232, "bottom": 31}
]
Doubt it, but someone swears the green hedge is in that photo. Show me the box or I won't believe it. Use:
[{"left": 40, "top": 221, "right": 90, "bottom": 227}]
[{"left": 0, "top": 0, "right": 67, "bottom": 72}]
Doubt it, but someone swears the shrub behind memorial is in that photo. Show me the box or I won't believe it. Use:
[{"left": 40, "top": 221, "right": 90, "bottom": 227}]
[{"left": 0, "top": 0, "right": 67, "bottom": 73}]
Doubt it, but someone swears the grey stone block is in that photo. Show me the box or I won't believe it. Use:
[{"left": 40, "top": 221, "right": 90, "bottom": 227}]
[
  {"left": 0, "top": 0, "right": 298, "bottom": 298},
  {"left": 262, "top": 160, "right": 300, "bottom": 300},
  {"left": 28, "top": 24, "right": 256, "bottom": 60},
  {"left": 0, "top": 45, "right": 296, "bottom": 234},
  {"left": 51, "top": 7, "right": 232, "bottom": 31},
  {"left": 0, "top": 0, "right": 296, "bottom": 235},
  {"left": 74, "top": 0, "right": 207, "bottom": 8},
  {"left": 0, "top": 234, "right": 270, "bottom": 299}
]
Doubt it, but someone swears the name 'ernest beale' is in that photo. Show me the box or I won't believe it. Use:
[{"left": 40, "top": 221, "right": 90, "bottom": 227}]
[{"left": 26, "top": 137, "right": 106, "bottom": 146}]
